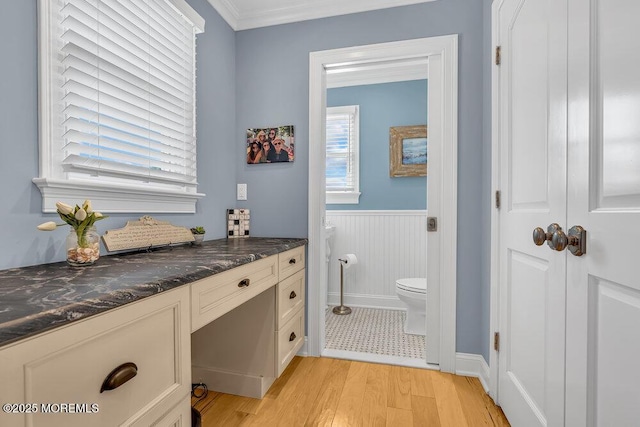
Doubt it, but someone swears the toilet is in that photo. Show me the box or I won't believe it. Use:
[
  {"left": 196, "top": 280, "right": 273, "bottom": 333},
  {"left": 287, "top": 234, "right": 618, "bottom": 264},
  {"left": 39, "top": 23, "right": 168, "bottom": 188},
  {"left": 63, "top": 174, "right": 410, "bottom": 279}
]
[{"left": 395, "top": 278, "right": 427, "bottom": 335}]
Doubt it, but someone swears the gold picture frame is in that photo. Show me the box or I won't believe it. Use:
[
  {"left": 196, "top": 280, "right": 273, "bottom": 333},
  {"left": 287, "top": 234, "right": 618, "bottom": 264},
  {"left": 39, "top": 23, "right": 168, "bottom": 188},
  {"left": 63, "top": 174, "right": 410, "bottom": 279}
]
[{"left": 389, "top": 125, "right": 427, "bottom": 177}]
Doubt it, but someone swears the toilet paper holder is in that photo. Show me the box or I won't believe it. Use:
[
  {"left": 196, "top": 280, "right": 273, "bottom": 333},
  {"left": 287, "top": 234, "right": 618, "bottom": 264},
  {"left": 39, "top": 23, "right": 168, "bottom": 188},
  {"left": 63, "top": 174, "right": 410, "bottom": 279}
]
[{"left": 333, "top": 255, "right": 356, "bottom": 315}]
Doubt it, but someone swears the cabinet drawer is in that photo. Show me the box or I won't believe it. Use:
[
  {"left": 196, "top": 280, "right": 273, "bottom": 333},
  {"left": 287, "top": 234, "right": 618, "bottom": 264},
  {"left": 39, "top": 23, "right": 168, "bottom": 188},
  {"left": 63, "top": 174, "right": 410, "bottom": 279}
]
[
  {"left": 278, "top": 246, "right": 305, "bottom": 280},
  {"left": 276, "top": 307, "right": 304, "bottom": 376},
  {"left": 0, "top": 287, "right": 190, "bottom": 427},
  {"left": 276, "top": 269, "right": 305, "bottom": 329},
  {"left": 131, "top": 397, "right": 191, "bottom": 427},
  {"left": 191, "top": 255, "right": 278, "bottom": 332}
]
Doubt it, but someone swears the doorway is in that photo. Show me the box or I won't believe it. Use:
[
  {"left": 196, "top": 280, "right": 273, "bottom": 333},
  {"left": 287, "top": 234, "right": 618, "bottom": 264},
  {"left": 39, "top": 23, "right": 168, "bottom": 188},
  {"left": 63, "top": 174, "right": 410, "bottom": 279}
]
[{"left": 307, "top": 35, "right": 459, "bottom": 372}]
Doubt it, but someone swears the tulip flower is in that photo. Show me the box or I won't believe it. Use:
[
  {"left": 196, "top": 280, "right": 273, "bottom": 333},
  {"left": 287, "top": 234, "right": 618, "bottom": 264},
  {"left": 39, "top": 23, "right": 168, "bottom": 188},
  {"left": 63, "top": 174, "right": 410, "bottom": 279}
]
[
  {"left": 37, "top": 200, "right": 108, "bottom": 241},
  {"left": 37, "top": 221, "right": 58, "bottom": 231},
  {"left": 56, "top": 201, "right": 74, "bottom": 215},
  {"left": 75, "top": 208, "right": 87, "bottom": 221}
]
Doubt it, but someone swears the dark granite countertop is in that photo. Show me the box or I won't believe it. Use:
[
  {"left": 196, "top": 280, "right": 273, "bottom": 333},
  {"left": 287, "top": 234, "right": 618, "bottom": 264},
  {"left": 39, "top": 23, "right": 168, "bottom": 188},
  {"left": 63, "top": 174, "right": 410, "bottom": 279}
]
[{"left": 0, "top": 237, "right": 307, "bottom": 348}]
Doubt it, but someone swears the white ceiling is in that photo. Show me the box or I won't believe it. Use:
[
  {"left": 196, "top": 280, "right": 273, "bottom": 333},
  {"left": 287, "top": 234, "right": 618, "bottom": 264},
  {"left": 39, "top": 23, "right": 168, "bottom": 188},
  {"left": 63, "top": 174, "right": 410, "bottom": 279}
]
[{"left": 206, "top": 0, "right": 437, "bottom": 31}]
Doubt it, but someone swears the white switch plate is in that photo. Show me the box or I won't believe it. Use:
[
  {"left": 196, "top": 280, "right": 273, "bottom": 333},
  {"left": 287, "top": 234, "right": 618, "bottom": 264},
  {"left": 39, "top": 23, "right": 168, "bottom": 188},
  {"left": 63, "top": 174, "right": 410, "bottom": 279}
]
[{"left": 237, "top": 183, "right": 247, "bottom": 200}]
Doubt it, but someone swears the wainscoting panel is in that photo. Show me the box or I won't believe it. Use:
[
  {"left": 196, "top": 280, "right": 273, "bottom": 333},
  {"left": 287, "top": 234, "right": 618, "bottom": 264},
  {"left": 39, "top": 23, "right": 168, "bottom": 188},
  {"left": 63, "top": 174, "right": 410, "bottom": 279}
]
[{"left": 326, "top": 210, "right": 427, "bottom": 309}]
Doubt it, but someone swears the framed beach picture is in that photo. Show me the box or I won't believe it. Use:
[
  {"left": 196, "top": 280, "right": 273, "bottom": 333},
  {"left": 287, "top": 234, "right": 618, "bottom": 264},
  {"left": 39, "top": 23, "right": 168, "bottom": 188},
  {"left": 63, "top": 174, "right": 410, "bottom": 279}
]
[
  {"left": 389, "top": 125, "right": 427, "bottom": 177},
  {"left": 246, "top": 125, "right": 295, "bottom": 164}
]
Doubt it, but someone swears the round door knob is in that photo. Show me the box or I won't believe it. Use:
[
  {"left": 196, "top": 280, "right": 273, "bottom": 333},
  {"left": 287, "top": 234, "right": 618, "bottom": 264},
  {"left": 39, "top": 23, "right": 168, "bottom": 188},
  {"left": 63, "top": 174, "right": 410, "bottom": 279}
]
[
  {"left": 533, "top": 223, "right": 561, "bottom": 248},
  {"left": 532, "top": 227, "right": 548, "bottom": 246},
  {"left": 551, "top": 225, "right": 586, "bottom": 256},
  {"left": 551, "top": 229, "right": 569, "bottom": 251}
]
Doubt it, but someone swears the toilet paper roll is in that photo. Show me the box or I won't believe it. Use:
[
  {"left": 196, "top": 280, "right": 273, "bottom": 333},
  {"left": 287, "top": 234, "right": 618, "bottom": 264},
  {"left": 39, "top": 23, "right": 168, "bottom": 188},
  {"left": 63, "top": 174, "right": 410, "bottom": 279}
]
[{"left": 339, "top": 253, "right": 358, "bottom": 268}]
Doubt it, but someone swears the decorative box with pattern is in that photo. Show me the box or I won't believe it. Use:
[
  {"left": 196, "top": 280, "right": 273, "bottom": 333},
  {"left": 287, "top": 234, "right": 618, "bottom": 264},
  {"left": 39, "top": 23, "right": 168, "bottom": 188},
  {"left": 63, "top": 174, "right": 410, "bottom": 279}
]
[{"left": 227, "top": 209, "right": 250, "bottom": 238}]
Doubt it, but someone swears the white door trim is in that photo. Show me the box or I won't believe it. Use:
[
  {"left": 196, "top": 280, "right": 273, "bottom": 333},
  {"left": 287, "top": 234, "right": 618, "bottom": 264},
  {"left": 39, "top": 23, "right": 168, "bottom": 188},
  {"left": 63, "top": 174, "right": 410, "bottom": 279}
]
[
  {"left": 307, "top": 35, "right": 458, "bottom": 372},
  {"left": 489, "top": 0, "right": 501, "bottom": 401}
]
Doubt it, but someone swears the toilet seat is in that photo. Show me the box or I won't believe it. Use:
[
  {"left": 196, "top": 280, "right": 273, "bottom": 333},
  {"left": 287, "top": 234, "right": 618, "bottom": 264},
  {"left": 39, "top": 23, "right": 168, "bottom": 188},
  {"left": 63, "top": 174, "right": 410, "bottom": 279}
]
[{"left": 396, "top": 278, "right": 426, "bottom": 294}]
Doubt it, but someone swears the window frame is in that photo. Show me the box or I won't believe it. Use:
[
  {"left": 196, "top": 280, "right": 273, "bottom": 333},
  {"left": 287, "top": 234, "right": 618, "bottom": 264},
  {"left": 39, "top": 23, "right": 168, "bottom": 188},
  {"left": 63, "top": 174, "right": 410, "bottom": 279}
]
[
  {"left": 326, "top": 105, "right": 361, "bottom": 204},
  {"left": 34, "top": 0, "right": 205, "bottom": 213}
]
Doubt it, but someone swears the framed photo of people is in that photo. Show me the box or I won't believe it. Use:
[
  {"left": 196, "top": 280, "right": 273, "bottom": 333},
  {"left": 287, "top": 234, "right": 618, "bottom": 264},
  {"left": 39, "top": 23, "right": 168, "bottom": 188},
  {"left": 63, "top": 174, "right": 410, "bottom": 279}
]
[{"left": 246, "top": 125, "right": 295, "bottom": 164}]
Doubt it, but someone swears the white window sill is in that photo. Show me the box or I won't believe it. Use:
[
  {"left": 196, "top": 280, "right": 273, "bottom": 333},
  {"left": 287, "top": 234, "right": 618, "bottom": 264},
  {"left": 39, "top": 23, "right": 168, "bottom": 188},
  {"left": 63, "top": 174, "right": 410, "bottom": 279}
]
[
  {"left": 33, "top": 178, "right": 205, "bottom": 213},
  {"left": 326, "top": 191, "right": 361, "bottom": 204}
]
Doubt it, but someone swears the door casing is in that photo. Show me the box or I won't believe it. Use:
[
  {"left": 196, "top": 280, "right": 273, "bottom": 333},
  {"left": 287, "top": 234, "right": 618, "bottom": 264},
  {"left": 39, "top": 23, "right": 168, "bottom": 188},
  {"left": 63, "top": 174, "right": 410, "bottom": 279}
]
[{"left": 307, "top": 35, "right": 459, "bottom": 372}]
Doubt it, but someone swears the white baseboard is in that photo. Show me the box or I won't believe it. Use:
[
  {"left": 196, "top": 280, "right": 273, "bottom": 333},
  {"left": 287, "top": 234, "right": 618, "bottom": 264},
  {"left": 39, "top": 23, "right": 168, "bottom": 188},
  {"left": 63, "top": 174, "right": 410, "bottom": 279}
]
[
  {"left": 297, "top": 336, "right": 309, "bottom": 356},
  {"left": 327, "top": 293, "right": 406, "bottom": 310},
  {"left": 455, "top": 353, "right": 490, "bottom": 392},
  {"left": 192, "top": 365, "right": 275, "bottom": 399}
]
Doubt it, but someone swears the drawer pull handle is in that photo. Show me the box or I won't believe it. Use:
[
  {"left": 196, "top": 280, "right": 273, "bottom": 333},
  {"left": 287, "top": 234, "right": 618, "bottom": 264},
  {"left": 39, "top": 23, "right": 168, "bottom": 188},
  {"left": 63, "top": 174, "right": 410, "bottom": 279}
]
[
  {"left": 289, "top": 332, "right": 296, "bottom": 342},
  {"left": 100, "top": 362, "right": 138, "bottom": 393},
  {"left": 289, "top": 258, "right": 296, "bottom": 265},
  {"left": 289, "top": 291, "right": 297, "bottom": 299},
  {"left": 238, "top": 279, "right": 250, "bottom": 288}
]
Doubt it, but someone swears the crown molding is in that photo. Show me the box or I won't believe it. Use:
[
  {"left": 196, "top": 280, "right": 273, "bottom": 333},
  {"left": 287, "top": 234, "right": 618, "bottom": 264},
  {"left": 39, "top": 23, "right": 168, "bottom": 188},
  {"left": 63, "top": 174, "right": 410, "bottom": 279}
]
[
  {"left": 207, "top": 0, "right": 437, "bottom": 31},
  {"left": 206, "top": 0, "right": 241, "bottom": 30}
]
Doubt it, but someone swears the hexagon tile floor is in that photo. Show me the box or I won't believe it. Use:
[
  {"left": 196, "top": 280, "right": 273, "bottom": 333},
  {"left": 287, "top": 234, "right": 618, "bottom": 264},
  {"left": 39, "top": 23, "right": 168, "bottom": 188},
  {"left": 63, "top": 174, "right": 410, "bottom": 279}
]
[{"left": 324, "top": 307, "right": 425, "bottom": 359}]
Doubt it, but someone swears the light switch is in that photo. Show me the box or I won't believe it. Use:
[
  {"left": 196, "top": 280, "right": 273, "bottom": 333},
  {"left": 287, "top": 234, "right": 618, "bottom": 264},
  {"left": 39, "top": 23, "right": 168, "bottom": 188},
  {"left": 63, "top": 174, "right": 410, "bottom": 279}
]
[{"left": 237, "top": 183, "right": 247, "bottom": 200}]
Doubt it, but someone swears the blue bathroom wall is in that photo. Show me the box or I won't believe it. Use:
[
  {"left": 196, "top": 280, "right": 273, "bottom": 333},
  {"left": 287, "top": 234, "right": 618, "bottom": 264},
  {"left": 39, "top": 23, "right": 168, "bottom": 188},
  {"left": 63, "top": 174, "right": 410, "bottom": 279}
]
[
  {"left": 326, "top": 80, "right": 427, "bottom": 211},
  {"left": 234, "top": 0, "right": 488, "bottom": 359},
  {"left": 0, "top": 0, "right": 237, "bottom": 269}
]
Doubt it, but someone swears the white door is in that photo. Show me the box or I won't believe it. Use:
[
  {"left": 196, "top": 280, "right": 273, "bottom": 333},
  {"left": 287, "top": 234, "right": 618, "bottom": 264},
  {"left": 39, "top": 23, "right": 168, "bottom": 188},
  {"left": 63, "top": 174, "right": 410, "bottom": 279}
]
[
  {"left": 496, "top": 0, "right": 640, "bottom": 425},
  {"left": 565, "top": 0, "right": 640, "bottom": 425},
  {"left": 495, "top": 0, "right": 568, "bottom": 425}
]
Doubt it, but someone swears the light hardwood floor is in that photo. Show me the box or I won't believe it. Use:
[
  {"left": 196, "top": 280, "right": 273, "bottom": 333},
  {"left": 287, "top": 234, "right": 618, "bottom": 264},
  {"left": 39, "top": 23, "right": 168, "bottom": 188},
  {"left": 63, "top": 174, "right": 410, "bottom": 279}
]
[{"left": 192, "top": 356, "right": 510, "bottom": 426}]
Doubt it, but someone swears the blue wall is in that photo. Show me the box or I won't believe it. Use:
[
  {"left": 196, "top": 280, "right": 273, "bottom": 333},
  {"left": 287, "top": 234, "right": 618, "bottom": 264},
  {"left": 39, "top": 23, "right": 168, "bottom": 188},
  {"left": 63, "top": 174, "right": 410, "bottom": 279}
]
[
  {"left": 234, "top": 0, "right": 488, "bottom": 358},
  {"left": 0, "top": 0, "right": 237, "bottom": 270},
  {"left": 326, "top": 80, "right": 427, "bottom": 211},
  {"left": 0, "top": 0, "right": 493, "bottom": 362}
]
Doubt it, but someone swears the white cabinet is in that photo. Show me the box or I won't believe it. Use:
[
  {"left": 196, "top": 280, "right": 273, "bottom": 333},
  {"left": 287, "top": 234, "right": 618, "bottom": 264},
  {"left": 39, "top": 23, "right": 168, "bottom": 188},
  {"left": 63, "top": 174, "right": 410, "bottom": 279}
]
[
  {"left": 191, "top": 255, "right": 278, "bottom": 332},
  {"left": 0, "top": 286, "right": 191, "bottom": 427},
  {"left": 278, "top": 246, "right": 305, "bottom": 280},
  {"left": 0, "top": 245, "right": 306, "bottom": 425},
  {"left": 191, "top": 247, "right": 306, "bottom": 397},
  {"left": 275, "top": 246, "right": 305, "bottom": 375}
]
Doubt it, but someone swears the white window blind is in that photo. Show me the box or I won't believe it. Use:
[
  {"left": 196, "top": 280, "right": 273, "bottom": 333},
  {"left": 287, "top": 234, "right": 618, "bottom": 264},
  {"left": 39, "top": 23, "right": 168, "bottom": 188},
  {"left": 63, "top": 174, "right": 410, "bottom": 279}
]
[
  {"left": 326, "top": 105, "right": 360, "bottom": 203},
  {"left": 61, "top": 0, "right": 198, "bottom": 184},
  {"left": 35, "top": 0, "right": 205, "bottom": 213}
]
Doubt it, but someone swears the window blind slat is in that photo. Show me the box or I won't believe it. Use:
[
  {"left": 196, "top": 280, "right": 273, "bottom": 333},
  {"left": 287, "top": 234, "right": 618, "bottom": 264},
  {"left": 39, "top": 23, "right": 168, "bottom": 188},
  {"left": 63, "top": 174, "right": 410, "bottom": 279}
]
[
  {"left": 64, "top": 117, "right": 191, "bottom": 156},
  {"left": 63, "top": 155, "right": 197, "bottom": 184},
  {"left": 64, "top": 0, "right": 193, "bottom": 74},
  {"left": 62, "top": 65, "right": 193, "bottom": 126},
  {"left": 62, "top": 55, "right": 192, "bottom": 114},
  {"left": 60, "top": 26, "right": 193, "bottom": 95},
  {"left": 62, "top": 140, "right": 195, "bottom": 176},
  {"left": 62, "top": 79, "right": 192, "bottom": 135},
  {"left": 62, "top": 42, "right": 191, "bottom": 103},
  {"left": 62, "top": 96, "right": 194, "bottom": 144}
]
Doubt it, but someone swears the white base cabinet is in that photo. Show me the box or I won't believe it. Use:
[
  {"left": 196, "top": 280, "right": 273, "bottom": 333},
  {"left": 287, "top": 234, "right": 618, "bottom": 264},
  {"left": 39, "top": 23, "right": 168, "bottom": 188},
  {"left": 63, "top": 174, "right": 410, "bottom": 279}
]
[
  {"left": 0, "top": 246, "right": 306, "bottom": 425},
  {"left": 0, "top": 286, "right": 191, "bottom": 427},
  {"left": 191, "top": 247, "right": 306, "bottom": 397}
]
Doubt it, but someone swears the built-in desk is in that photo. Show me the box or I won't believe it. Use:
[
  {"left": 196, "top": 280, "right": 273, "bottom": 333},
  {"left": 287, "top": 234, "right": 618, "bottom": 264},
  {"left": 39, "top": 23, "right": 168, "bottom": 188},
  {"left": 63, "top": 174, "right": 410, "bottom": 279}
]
[{"left": 0, "top": 237, "right": 307, "bottom": 427}]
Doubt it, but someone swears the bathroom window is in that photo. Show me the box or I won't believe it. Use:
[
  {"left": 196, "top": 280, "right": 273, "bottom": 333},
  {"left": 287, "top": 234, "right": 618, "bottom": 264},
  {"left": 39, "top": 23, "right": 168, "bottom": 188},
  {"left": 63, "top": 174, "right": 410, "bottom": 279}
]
[
  {"left": 326, "top": 105, "right": 361, "bottom": 204},
  {"left": 34, "top": 0, "right": 205, "bottom": 213}
]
